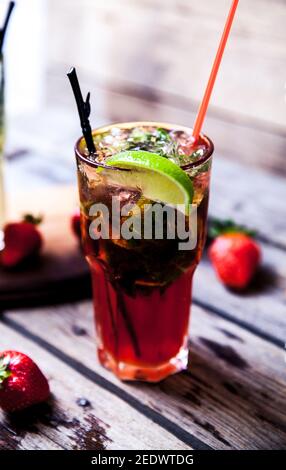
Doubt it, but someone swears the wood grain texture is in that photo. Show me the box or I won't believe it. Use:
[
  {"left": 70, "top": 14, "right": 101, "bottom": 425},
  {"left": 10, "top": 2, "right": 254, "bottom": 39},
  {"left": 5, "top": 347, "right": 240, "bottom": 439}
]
[
  {"left": 3, "top": 176, "right": 286, "bottom": 344},
  {"left": 5, "top": 81, "right": 286, "bottom": 334},
  {"left": 0, "top": 187, "right": 89, "bottom": 308},
  {"left": 46, "top": 0, "right": 286, "bottom": 129},
  {"left": 43, "top": 72, "right": 286, "bottom": 175},
  {"left": 2, "top": 19, "right": 286, "bottom": 451},
  {"left": 0, "top": 320, "right": 189, "bottom": 451},
  {"left": 7, "top": 90, "right": 286, "bottom": 245},
  {"left": 194, "top": 243, "right": 286, "bottom": 346},
  {"left": 5, "top": 301, "right": 286, "bottom": 450},
  {"left": 210, "top": 159, "right": 286, "bottom": 247},
  {"left": 4, "top": 129, "right": 286, "bottom": 333}
]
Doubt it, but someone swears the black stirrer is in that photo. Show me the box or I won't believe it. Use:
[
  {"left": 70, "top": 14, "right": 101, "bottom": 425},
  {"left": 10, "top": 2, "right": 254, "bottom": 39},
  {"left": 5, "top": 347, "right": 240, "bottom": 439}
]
[
  {"left": 67, "top": 67, "right": 96, "bottom": 155},
  {"left": 0, "top": 1, "right": 15, "bottom": 55}
]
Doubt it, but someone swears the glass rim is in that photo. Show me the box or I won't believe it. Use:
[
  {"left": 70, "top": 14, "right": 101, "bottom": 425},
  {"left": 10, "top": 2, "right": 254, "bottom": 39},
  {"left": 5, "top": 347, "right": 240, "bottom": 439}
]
[{"left": 75, "top": 121, "right": 214, "bottom": 170}]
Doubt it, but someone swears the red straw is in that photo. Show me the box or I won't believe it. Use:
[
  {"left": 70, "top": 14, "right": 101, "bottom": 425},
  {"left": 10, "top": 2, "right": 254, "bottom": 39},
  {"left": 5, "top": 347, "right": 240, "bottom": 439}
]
[{"left": 193, "top": 0, "right": 239, "bottom": 140}]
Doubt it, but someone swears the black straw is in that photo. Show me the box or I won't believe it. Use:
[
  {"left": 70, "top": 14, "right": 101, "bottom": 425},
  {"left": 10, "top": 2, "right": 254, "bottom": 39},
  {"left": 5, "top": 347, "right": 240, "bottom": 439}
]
[
  {"left": 0, "top": 1, "right": 15, "bottom": 55},
  {"left": 67, "top": 67, "right": 96, "bottom": 154}
]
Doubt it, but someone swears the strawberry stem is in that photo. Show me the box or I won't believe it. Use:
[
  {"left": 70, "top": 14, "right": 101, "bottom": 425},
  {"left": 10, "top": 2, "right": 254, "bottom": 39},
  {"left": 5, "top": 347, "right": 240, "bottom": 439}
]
[
  {"left": 208, "top": 218, "right": 256, "bottom": 241},
  {"left": 0, "top": 355, "right": 11, "bottom": 385},
  {"left": 23, "top": 214, "right": 43, "bottom": 225}
]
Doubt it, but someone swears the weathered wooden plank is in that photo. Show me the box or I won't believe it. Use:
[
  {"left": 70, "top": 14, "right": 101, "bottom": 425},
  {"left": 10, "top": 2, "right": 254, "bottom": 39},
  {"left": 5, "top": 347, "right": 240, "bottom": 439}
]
[
  {"left": 46, "top": 0, "right": 286, "bottom": 128},
  {"left": 194, "top": 242, "right": 286, "bottom": 346},
  {"left": 43, "top": 72, "right": 286, "bottom": 176},
  {"left": 5, "top": 79, "right": 286, "bottom": 345},
  {"left": 7, "top": 90, "right": 286, "bottom": 241},
  {"left": 4, "top": 168, "right": 286, "bottom": 344},
  {"left": 5, "top": 301, "right": 286, "bottom": 449},
  {"left": 0, "top": 427, "right": 62, "bottom": 450},
  {"left": 0, "top": 321, "right": 190, "bottom": 450},
  {"left": 210, "top": 159, "right": 286, "bottom": 247}
]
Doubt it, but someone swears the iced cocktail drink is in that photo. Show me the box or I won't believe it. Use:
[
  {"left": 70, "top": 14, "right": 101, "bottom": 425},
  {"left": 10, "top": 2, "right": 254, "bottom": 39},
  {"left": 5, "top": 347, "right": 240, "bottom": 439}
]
[{"left": 75, "top": 122, "right": 213, "bottom": 382}]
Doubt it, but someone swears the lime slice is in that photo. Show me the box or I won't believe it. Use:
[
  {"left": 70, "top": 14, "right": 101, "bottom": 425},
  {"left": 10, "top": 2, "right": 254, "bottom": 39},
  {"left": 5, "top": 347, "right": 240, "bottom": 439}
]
[{"left": 103, "top": 150, "right": 193, "bottom": 207}]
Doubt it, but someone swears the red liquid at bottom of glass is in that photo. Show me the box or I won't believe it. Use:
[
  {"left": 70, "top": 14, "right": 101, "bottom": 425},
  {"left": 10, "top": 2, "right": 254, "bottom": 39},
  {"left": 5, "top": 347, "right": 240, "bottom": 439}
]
[{"left": 90, "top": 260, "right": 194, "bottom": 382}]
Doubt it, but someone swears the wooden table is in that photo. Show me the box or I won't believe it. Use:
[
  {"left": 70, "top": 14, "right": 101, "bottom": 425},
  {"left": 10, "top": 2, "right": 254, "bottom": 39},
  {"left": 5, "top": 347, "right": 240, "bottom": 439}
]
[{"left": 1, "top": 77, "right": 286, "bottom": 450}]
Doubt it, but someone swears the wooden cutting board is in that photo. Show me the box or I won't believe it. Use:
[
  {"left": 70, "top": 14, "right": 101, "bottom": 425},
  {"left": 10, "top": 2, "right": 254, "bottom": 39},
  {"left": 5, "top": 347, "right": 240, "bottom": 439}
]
[{"left": 0, "top": 186, "right": 91, "bottom": 309}]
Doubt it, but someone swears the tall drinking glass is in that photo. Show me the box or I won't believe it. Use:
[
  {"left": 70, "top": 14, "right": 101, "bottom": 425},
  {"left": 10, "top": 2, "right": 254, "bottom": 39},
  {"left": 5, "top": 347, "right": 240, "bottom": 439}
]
[{"left": 75, "top": 122, "right": 213, "bottom": 382}]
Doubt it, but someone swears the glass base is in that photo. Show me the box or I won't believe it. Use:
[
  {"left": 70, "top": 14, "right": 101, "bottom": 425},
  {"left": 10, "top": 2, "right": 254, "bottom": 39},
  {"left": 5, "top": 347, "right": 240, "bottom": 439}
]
[{"left": 97, "top": 342, "right": 189, "bottom": 383}]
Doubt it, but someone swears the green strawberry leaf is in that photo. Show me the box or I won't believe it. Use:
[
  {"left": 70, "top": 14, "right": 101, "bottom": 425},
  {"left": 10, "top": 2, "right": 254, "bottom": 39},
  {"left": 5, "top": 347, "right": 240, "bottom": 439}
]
[
  {"left": 208, "top": 218, "right": 256, "bottom": 241},
  {"left": 23, "top": 213, "right": 43, "bottom": 225},
  {"left": 0, "top": 355, "right": 11, "bottom": 386}
]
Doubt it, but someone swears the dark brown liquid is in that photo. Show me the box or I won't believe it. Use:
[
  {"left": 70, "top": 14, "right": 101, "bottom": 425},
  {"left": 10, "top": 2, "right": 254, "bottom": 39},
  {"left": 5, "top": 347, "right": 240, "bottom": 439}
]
[{"left": 81, "top": 193, "right": 209, "bottom": 379}]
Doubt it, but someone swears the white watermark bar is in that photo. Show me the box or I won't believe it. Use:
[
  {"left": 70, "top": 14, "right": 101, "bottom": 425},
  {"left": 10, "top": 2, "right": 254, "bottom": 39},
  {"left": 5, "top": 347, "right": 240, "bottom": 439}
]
[{"left": 88, "top": 198, "right": 198, "bottom": 251}]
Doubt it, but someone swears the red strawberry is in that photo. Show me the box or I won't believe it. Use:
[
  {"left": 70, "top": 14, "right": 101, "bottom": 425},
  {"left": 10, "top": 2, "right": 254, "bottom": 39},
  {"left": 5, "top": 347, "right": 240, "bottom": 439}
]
[
  {"left": 1, "top": 214, "right": 43, "bottom": 268},
  {"left": 71, "top": 210, "right": 81, "bottom": 239},
  {"left": 209, "top": 232, "right": 261, "bottom": 289},
  {"left": 0, "top": 351, "right": 50, "bottom": 412}
]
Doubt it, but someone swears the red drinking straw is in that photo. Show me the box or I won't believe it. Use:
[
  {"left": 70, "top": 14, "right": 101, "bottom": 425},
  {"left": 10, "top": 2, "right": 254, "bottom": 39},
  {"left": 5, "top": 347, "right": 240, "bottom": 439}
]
[{"left": 192, "top": 0, "right": 239, "bottom": 140}]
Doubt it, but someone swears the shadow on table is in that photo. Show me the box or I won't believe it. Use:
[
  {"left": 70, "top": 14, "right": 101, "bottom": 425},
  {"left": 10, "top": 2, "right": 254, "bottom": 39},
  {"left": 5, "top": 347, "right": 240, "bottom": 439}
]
[{"left": 228, "top": 264, "right": 280, "bottom": 296}]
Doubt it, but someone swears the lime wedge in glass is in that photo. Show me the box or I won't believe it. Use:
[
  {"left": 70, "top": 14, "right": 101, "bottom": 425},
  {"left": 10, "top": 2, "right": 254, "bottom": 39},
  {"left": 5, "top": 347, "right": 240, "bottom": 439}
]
[{"left": 103, "top": 150, "right": 193, "bottom": 207}]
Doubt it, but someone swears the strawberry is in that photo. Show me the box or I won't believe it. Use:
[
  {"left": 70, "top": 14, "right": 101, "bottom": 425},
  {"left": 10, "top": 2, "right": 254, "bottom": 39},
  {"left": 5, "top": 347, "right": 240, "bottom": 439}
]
[
  {"left": 0, "top": 351, "right": 50, "bottom": 412},
  {"left": 0, "top": 214, "right": 43, "bottom": 268},
  {"left": 71, "top": 210, "right": 81, "bottom": 239},
  {"left": 208, "top": 219, "right": 261, "bottom": 289}
]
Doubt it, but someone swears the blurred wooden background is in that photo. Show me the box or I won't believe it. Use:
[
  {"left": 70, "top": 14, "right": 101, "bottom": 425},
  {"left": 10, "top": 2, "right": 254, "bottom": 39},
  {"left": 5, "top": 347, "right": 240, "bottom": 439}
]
[
  {"left": 47, "top": 0, "right": 285, "bottom": 175},
  {"left": 2, "top": 0, "right": 286, "bottom": 186},
  {"left": 47, "top": 0, "right": 286, "bottom": 127}
]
